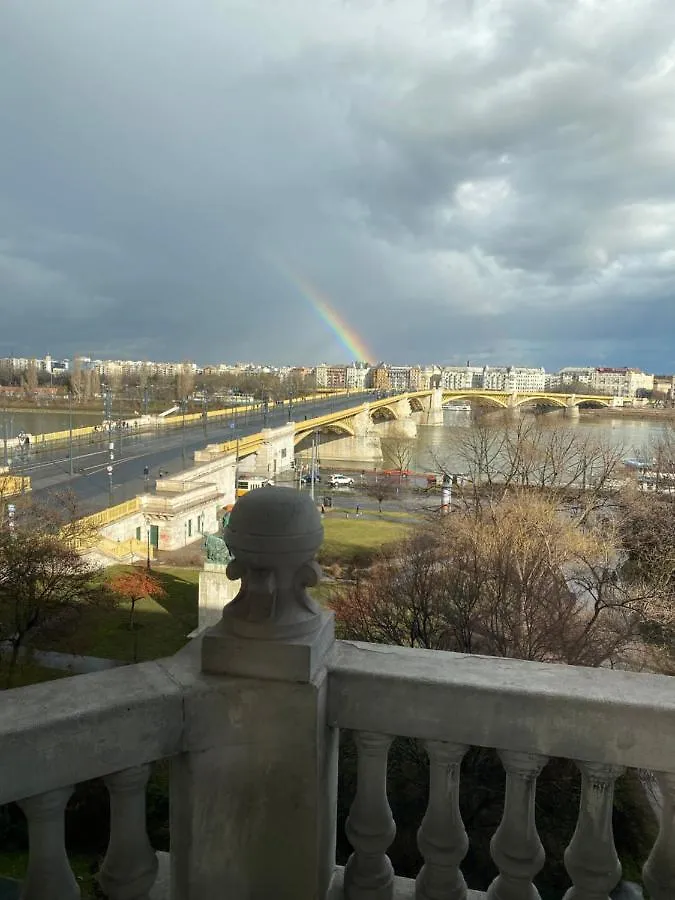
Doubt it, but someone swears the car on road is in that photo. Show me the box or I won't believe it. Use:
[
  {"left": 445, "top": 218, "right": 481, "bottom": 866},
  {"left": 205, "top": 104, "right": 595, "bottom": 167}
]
[
  {"left": 301, "top": 472, "right": 321, "bottom": 484},
  {"left": 328, "top": 473, "right": 355, "bottom": 487}
]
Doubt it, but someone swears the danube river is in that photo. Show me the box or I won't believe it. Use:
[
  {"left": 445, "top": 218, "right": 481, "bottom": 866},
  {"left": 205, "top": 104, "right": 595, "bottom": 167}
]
[
  {"left": 398, "top": 410, "right": 671, "bottom": 474},
  {"left": 0, "top": 409, "right": 101, "bottom": 439}
]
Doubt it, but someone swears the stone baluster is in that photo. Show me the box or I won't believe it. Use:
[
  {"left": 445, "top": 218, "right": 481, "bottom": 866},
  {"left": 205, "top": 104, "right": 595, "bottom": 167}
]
[
  {"left": 563, "top": 761, "right": 624, "bottom": 900},
  {"left": 416, "top": 741, "right": 469, "bottom": 900},
  {"left": 344, "top": 730, "right": 396, "bottom": 900},
  {"left": 98, "top": 765, "right": 158, "bottom": 900},
  {"left": 486, "top": 750, "right": 548, "bottom": 900},
  {"left": 643, "top": 771, "right": 675, "bottom": 900},
  {"left": 18, "top": 786, "right": 80, "bottom": 900}
]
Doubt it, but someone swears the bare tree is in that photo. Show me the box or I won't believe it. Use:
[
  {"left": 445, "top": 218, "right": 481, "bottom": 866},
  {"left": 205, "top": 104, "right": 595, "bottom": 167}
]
[
  {"left": 332, "top": 492, "right": 659, "bottom": 668},
  {"left": 381, "top": 438, "right": 413, "bottom": 479},
  {"left": 23, "top": 359, "right": 39, "bottom": 395},
  {"left": 69, "top": 356, "right": 85, "bottom": 401},
  {"left": 0, "top": 491, "right": 113, "bottom": 687},
  {"left": 435, "top": 417, "right": 625, "bottom": 523},
  {"left": 175, "top": 362, "right": 195, "bottom": 402},
  {"left": 364, "top": 478, "right": 399, "bottom": 513}
]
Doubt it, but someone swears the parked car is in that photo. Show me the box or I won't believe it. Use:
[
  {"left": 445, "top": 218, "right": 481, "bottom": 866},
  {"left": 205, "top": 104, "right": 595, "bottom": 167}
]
[{"left": 329, "top": 473, "right": 355, "bottom": 487}]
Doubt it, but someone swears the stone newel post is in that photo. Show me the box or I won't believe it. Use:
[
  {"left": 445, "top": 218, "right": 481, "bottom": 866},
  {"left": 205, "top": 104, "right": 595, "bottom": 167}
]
[
  {"left": 171, "top": 487, "right": 338, "bottom": 900},
  {"left": 202, "top": 485, "right": 334, "bottom": 679}
]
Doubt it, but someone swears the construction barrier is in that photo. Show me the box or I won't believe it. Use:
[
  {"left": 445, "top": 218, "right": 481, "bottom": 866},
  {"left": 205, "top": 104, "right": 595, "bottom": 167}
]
[{"left": 0, "top": 474, "right": 31, "bottom": 496}]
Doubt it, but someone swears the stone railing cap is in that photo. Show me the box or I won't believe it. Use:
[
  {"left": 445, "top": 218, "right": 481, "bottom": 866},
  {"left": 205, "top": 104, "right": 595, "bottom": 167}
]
[{"left": 226, "top": 486, "right": 322, "bottom": 541}]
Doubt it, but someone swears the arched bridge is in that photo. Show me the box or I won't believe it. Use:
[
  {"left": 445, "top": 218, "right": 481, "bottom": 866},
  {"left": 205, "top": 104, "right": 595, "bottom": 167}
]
[
  {"left": 292, "top": 388, "right": 618, "bottom": 446},
  {"left": 436, "top": 390, "right": 616, "bottom": 410},
  {"left": 202, "top": 388, "right": 621, "bottom": 470}
]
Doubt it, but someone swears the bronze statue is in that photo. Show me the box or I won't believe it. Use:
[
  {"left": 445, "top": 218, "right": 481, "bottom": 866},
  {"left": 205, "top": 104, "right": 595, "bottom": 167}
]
[{"left": 204, "top": 533, "right": 232, "bottom": 564}]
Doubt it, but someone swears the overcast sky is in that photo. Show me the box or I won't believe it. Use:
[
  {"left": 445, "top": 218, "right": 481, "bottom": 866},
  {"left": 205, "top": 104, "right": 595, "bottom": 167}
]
[{"left": 2, "top": 0, "right": 675, "bottom": 371}]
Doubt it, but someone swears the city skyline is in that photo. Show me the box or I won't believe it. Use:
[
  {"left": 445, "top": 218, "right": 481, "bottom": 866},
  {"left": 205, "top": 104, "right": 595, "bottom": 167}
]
[{"left": 2, "top": 1, "right": 675, "bottom": 370}]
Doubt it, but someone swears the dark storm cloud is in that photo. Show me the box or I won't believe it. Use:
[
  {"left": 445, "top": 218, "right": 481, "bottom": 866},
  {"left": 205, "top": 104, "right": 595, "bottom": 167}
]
[{"left": 1, "top": 0, "right": 674, "bottom": 369}]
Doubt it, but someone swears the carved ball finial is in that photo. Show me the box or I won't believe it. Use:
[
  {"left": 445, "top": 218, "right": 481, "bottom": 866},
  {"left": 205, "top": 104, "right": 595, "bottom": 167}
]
[{"left": 222, "top": 486, "right": 324, "bottom": 641}]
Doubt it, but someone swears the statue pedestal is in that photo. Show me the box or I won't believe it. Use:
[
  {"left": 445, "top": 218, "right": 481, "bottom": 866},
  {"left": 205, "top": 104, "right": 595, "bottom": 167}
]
[{"left": 192, "top": 562, "right": 240, "bottom": 637}]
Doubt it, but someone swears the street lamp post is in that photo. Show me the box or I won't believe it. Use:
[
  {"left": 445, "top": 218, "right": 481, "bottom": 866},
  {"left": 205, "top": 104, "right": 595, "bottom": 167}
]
[
  {"left": 103, "top": 386, "right": 115, "bottom": 506},
  {"left": 117, "top": 391, "right": 123, "bottom": 459},
  {"left": 1, "top": 408, "right": 10, "bottom": 468},
  {"left": 68, "top": 392, "right": 73, "bottom": 478},
  {"left": 180, "top": 399, "right": 188, "bottom": 467},
  {"left": 145, "top": 516, "right": 152, "bottom": 571},
  {"left": 18, "top": 437, "right": 28, "bottom": 494},
  {"left": 310, "top": 431, "right": 318, "bottom": 503}
]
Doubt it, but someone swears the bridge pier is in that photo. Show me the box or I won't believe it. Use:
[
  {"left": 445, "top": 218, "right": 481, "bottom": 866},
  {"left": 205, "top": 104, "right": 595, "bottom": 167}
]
[
  {"left": 373, "top": 418, "right": 418, "bottom": 440},
  {"left": 295, "top": 434, "right": 383, "bottom": 466},
  {"left": 425, "top": 388, "right": 444, "bottom": 426},
  {"left": 565, "top": 405, "right": 580, "bottom": 418}
]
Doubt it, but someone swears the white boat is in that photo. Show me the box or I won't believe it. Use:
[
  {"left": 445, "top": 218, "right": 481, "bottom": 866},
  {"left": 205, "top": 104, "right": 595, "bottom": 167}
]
[{"left": 442, "top": 403, "right": 471, "bottom": 411}]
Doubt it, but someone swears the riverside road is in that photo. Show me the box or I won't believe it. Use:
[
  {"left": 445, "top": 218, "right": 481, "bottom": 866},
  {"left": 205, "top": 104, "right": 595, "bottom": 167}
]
[{"left": 17, "top": 392, "right": 372, "bottom": 516}]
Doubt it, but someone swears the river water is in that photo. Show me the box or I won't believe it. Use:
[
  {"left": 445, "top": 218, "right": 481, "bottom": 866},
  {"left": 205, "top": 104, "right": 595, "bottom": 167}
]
[
  {"left": 0, "top": 409, "right": 102, "bottom": 440},
  {"left": 404, "top": 410, "right": 669, "bottom": 474}
]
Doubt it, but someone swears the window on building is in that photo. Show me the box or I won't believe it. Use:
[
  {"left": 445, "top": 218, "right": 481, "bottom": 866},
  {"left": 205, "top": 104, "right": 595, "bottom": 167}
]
[
  {"left": 281, "top": 448, "right": 287, "bottom": 458},
  {"left": 135, "top": 526, "right": 141, "bottom": 540},
  {"left": 188, "top": 519, "right": 192, "bottom": 537}
]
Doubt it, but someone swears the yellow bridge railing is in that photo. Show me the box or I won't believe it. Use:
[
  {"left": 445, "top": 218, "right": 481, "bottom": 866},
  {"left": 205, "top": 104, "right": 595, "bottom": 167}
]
[{"left": 78, "top": 498, "right": 142, "bottom": 530}]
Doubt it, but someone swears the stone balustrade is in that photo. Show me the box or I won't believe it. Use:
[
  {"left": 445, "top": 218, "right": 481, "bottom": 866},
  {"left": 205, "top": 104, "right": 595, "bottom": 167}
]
[
  {"left": 141, "top": 481, "right": 221, "bottom": 514},
  {"left": 1, "top": 486, "right": 674, "bottom": 899}
]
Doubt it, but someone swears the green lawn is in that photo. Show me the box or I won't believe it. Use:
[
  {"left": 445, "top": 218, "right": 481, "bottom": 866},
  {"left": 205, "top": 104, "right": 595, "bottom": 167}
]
[
  {"left": 329, "top": 506, "right": 421, "bottom": 521},
  {"left": 33, "top": 566, "right": 199, "bottom": 663},
  {"left": 1, "top": 662, "right": 70, "bottom": 690},
  {"left": 319, "top": 515, "right": 409, "bottom": 565}
]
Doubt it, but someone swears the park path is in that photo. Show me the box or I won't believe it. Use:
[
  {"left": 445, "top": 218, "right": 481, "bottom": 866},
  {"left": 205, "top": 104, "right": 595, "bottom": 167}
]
[{"left": 1, "top": 642, "right": 123, "bottom": 674}]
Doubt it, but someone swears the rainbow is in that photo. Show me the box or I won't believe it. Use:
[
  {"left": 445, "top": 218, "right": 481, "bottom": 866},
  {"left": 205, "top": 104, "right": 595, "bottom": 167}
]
[{"left": 271, "top": 258, "right": 374, "bottom": 362}]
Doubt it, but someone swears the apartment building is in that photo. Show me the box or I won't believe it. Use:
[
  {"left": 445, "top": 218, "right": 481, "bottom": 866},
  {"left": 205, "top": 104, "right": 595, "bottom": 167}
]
[
  {"left": 387, "top": 366, "right": 413, "bottom": 392},
  {"left": 345, "top": 363, "right": 370, "bottom": 390},
  {"left": 314, "top": 364, "right": 347, "bottom": 389},
  {"left": 554, "top": 367, "right": 653, "bottom": 397},
  {"left": 593, "top": 368, "right": 653, "bottom": 397},
  {"left": 439, "top": 366, "right": 483, "bottom": 390},
  {"left": 368, "top": 363, "right": 391, "bottom": 391},
  {"left": 438, "top": 365, "right": 546, "bottom": 392},
  {"left": 653, "top": 375, "right": 675, "bottom": 400},
  {"left": 502, "top": 366, "right": 546, "bottom": 392},
  {"left": 556, "top": 367, "right": 596, "bottom": 387}
]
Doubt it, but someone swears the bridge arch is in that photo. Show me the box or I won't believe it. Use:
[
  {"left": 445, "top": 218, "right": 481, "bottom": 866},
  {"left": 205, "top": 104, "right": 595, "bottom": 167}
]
[
  {"left": 294, "top": 422, "right": 355, "bottom": 448},
  {"left": 409, "top": 397, "right": 424, "bottom": 413},
  {"left": 574, "top": 398, "right": 612, "bottom": 409},
  {"left": 370, "top": 405, "right": 399, "bottom": 422},
  {"left": 513, "top": 395, "right": 567, "bottom": 410},
  {"left": 441, "top": 392, "right": 509, "bottom": 409}
]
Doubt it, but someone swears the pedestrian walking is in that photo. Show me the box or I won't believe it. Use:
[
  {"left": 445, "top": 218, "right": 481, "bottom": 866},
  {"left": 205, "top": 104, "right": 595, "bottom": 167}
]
[{"left": 355, "top": 505, "right": 360, "bottom": 517}]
